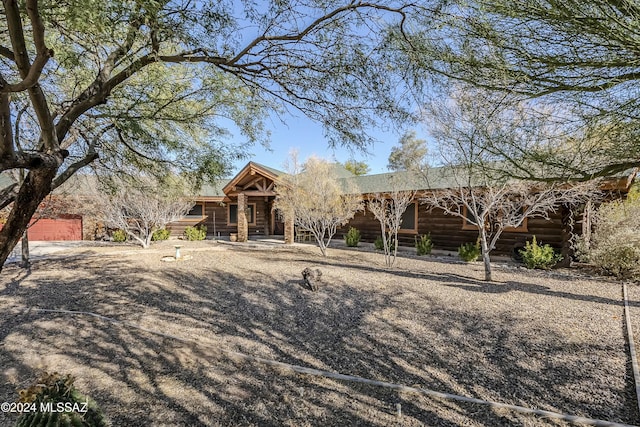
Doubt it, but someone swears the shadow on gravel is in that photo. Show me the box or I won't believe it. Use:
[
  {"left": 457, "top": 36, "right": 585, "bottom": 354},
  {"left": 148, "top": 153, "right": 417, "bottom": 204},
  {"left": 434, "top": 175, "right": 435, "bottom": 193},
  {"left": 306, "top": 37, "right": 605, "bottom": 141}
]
[
  {"left": 0, "top": 252, "right": 637, "bottom": 427},
  {"left": 285, "top": 254, "right": 634, "bottom": 308}
]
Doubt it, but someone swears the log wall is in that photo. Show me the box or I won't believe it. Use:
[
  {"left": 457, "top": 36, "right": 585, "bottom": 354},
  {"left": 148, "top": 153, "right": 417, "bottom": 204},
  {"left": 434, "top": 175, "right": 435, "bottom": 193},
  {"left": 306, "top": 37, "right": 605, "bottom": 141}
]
[
  {"left": 339, "top": 205, "right": 566, "bottom": 257},
  {"left": 169, "top": 198, "right": 273, "bottom": 238}
]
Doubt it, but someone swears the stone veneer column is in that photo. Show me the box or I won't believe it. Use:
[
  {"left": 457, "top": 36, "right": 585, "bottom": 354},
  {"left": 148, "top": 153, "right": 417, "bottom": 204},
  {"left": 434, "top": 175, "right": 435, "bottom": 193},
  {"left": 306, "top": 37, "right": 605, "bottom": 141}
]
[
  {"left": 284, "top": 210, "right": 294, "bottom": 244},
  {"left": 237, "top": 193, "right": 248, "bottom": 242}
]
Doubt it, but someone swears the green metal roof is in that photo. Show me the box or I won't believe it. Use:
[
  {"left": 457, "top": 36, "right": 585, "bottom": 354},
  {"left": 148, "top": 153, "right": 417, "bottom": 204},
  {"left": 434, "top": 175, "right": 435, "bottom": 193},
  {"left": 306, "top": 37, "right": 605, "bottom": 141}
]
[
  {"left": 250, "top": 161, "right": 285, "bottom": 177},
  {"left": 340, "top": 166, "right": 469, "bottom": 194},
  {"left": 199, "top": 179, "right": 230, "bottom": 198}
]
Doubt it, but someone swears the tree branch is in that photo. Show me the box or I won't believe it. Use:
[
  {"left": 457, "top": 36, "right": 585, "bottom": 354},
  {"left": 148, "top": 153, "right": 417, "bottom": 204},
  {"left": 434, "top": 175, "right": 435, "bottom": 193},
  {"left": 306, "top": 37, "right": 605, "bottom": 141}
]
[
  {"left": 0, "top": 181, "right": 18, "bottom": 210},
  {"left": 3, "top": 0, "right": 56, "bottom": 150},
  {"left": 0, "top": 87, "right": 14, "bottom": 161},
  {"left": 0, "top": 45, "right": 15, "bottom": 61},
  {"left": 51, "top": 152, "right": 99, "bottom": 191}
]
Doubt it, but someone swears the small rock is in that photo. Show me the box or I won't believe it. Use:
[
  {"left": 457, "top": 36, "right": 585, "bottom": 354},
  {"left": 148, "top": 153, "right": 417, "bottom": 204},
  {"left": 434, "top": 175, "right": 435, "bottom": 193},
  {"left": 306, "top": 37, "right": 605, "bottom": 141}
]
[{"left": 302, "top": 267, "right": 322, "bottom": 291}]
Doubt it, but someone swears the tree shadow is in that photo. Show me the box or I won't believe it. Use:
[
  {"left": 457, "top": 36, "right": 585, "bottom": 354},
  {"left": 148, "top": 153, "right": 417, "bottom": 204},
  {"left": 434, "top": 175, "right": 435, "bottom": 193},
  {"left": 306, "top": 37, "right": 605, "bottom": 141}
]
[
  {"left": 0, "top": 249, "right": 637, "bottom": 426},
  {"left": 279, "top": 253, "right": 635, "bottom": 308}
]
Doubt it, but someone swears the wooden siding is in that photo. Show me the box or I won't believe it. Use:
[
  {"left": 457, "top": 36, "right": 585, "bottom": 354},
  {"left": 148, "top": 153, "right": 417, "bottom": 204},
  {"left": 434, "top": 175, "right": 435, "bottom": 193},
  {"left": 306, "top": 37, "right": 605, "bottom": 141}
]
[
  {"left": 245, "top": 197, "right": 270, "bottom": 238},
  {"left": 340, "top": 204, "right": 567, "bottom": 257},
  {"left": 169, "top": 198, "right": 273, "bottom": 238}
]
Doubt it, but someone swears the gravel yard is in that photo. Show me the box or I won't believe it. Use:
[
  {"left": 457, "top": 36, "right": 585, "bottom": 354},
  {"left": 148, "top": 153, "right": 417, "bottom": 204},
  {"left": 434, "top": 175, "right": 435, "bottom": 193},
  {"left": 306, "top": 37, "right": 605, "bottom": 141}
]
[{"left": 0, "top": 240, "right": 638, "bottom": 426}]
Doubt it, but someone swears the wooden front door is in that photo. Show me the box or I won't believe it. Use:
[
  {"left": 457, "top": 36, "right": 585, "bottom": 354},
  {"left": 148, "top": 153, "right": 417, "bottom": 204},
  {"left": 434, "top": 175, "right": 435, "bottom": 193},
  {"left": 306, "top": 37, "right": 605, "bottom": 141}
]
[{"left": 271, "top": 203, "right": 284, "bottom": 235}]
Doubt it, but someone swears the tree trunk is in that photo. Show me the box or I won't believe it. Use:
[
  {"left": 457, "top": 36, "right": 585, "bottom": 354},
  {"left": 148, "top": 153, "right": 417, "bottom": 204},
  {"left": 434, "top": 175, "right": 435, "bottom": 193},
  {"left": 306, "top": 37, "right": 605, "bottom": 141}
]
[
  {"left": 479, "top": 232, "right": 492, "bottom": 282},
  {"left": 0, "top": 167, "right": 57, "bottom": 272},
  {"left": 20, "top": 231, "right": 30, "bottom": 268},
  {"left": 318, "top": 238, "right": 327, "bottom": 256}
]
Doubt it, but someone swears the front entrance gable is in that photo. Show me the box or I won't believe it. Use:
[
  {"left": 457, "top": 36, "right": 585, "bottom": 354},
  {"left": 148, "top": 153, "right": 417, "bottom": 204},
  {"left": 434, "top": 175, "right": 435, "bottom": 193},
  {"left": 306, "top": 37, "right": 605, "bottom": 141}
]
[
  {"left": 222, "top": 162, "right": 284, "bottom": 241},
  {"left": 222, "top": 162, "right": 281, "bottom": 197}
]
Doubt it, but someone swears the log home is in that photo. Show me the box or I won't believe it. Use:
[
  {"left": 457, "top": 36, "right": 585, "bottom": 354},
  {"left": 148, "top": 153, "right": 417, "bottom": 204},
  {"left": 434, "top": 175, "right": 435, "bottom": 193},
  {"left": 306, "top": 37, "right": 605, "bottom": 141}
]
[{"left": 170, "top": 161, "right": 637, "bottom": 257}]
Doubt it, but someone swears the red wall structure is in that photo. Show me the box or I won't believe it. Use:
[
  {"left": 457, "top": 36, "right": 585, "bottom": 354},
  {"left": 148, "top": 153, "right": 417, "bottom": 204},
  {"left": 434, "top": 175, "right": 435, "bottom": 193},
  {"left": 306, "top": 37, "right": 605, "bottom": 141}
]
[{"left": 0, "top": 216, "right": 83, "bottom": 241}]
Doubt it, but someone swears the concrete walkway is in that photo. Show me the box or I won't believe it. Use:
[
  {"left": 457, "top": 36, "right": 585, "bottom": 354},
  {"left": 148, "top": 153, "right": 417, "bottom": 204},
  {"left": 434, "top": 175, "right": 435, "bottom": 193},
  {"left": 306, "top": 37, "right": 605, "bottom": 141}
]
[{"left": 4, "top": 241, "right": 97, "bottom": 265}]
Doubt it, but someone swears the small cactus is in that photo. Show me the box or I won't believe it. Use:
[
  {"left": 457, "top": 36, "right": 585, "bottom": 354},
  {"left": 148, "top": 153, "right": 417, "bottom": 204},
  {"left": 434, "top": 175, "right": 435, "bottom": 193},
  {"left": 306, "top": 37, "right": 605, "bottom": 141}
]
[{"left": 15, "top": 372, "right": 108, "bottom": 427}]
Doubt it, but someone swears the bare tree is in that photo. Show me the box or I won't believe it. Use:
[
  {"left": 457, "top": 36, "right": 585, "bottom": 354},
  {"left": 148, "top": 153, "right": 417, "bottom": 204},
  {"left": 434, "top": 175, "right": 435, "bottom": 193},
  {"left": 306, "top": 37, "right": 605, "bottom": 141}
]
[
  {"left": 422, "top": 180, "right": 593, "bottom": 281},
  {"left": 367, "top": 178, "right": 415, "bottom": 267},
  {"left": 275, "top": 155, "right": 363, "bottom": 256},
  {"left": 98, "top": 178, "right": 194, "bottom": 249},
  {"left": 423, "top": 87, "right": 595, "bottom": 281}
]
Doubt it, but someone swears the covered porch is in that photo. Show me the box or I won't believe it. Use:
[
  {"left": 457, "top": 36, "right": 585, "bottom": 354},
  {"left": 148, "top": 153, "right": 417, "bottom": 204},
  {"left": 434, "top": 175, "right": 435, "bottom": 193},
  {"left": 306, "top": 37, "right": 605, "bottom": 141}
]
[{"left": 221, "top": 162, "right": 293, "bottom": 243}]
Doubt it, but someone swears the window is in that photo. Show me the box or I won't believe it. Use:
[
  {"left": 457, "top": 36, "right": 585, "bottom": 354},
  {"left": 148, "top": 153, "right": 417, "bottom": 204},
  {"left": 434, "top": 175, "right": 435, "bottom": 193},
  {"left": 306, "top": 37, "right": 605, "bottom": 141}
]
[
  {"left": 462, "top": 205, "right": 479, "bottom": 230},
  {"left": 228, "top": 203, "right": 256, "bottom": 225},
  {"left": 399, "top": 202, "right": 418, "bottom": 233},
  {"left": 183, "top": 202, "right": 205, "bottom": 220}
]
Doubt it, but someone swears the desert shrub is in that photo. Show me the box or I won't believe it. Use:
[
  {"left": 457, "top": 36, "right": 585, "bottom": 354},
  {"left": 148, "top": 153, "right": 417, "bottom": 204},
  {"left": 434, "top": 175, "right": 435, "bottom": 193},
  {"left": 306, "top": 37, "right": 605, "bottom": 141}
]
[
  {"left": 15, "top": 372, "right": 108, "bottom": 427},
  {"left": 458, "top": 241, "right": 481, "bottom": 262},
  {"left": 184, "top": 225, "right": 207, "bottom": 241},
  {"left": 374, "top": 236, "right": 384, "bottom": 250},
  {"left": 588, "top": 190, "right": 640, "bottom": 280},
  {"left": 152, "top": 228, "right": 171, "bottom": 241},
  {"left": 520, "top": 236, "right": 562, "bottom": 269},
  {"left": 112, "top": 229, "right": 127, "bottom": 242},
  {"left": 415, "top": 233, "right": 433, "bottom": 256},
  {"left": 591, "top": 243, "right": 640, "bottom": 279},
  {"left": 374, "top": 236, "right": 395, "bottom": 251},
  {"left": 344, "top": 227, "right": 361, "bottom": 247}
]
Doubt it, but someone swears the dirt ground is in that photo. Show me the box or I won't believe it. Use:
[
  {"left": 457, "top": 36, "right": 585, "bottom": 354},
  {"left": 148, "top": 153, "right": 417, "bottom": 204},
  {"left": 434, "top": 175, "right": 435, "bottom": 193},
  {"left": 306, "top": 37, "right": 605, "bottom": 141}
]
[{"left": 0, "top": 240, "right": 639, "bottom": 426}]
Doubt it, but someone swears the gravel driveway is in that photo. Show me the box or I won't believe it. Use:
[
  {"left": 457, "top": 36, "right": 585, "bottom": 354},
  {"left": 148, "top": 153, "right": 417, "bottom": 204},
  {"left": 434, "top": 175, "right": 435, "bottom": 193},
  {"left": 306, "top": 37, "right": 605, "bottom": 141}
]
[{"left": 0, "top": 241, "right": 638, "bottom": 426}]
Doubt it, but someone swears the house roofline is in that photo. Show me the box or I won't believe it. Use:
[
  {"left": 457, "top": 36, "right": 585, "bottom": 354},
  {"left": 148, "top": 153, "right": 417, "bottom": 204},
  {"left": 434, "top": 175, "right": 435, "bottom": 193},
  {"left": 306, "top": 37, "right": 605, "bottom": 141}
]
[{"left": 222, "top": 161, "right": 281, "bottom": 195}]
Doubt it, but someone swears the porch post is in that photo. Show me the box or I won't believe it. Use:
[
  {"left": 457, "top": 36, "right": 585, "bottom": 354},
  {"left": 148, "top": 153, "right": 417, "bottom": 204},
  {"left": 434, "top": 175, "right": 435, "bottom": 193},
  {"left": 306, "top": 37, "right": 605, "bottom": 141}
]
[
  {"left": 237, "top": 193, "right": 248, "bottom": 242},
  {"left": 284, "top": 209, "right": 294, "bottom": 244},
  {"left": 264, "top": 197, "right": 271, "bottom": 237}
]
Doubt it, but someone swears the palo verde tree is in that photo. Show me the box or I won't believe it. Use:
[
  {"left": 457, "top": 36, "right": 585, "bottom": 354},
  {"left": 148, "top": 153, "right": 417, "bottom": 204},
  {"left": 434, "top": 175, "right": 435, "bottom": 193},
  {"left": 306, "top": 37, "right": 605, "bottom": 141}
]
[
  {"left": 275, "top": 154, "right": 363, "bottom": 256},
  {"left": 422, "top": 87, "right": 594, "bottom": 281},
  {"left": 0, "top": 0, "right": 429, "bottom": 271},
  {"left": 392, "top": 0, "right": 640, "bottom": 181}
]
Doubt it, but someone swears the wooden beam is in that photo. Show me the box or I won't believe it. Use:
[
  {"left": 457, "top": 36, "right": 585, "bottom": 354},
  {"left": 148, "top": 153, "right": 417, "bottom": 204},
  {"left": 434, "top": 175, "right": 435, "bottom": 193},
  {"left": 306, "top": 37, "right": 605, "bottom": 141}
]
[
  {"left": 228, "top": 190, "right": 276, "bottom": 196},
  {"left": 243, "top": 176, "right": 262, "bottom": 190}
]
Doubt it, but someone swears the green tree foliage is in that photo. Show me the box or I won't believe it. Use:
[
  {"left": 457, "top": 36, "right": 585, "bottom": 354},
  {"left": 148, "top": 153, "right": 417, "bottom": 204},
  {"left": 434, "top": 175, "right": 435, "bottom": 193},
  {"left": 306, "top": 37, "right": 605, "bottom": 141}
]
[
  {"left": 395, "top": 0, "right": 640, "bottom": 181},
  {"left": 0, "top": 0, "right": 426, "bottom": 269},
  {"left": 387, "top": 130, "right": 428, "bottom": 172},
  {"left": 343, "top": 160, "right": 370, "bottom": 176}
]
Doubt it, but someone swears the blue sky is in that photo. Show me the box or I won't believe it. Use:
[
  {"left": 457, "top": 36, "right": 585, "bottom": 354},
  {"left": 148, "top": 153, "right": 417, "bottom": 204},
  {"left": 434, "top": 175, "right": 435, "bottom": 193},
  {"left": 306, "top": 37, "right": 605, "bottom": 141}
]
[{"left": 231, "top": 114, "right": 431, "bottom": 175}]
